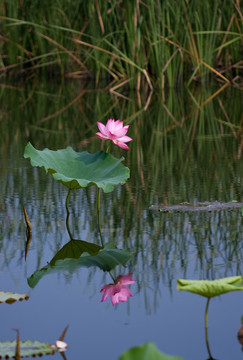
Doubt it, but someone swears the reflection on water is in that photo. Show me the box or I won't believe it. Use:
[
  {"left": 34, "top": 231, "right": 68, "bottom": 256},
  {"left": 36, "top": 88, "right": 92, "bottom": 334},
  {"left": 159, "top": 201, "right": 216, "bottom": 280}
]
[{"left": 0, "top": 80, "right": 243, "bottom": 359}]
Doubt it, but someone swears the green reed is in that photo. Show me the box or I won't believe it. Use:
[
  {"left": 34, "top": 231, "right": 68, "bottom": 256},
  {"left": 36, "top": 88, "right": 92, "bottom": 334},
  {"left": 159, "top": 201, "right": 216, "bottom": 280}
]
[{"left": 1, "top": 0, "right": 242, "bottom": 87}]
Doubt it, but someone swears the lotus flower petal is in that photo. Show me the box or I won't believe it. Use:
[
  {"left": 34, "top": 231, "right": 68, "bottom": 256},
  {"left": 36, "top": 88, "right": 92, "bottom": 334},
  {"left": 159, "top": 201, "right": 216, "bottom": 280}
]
[
  {"left": 100, "top": 273, "right": 135, "bottom": 305},
  {"left": 113, "top": 141, "right": 130, "bottom": 150},
  {"left": 100, "top": 284, "right": 115, "bottom": 302},
  {"left": 116, "top": 274, "right": 136, "bottom": 285},
  {"left": 96, "top": 131, "right": 109, "bottom": 140}
]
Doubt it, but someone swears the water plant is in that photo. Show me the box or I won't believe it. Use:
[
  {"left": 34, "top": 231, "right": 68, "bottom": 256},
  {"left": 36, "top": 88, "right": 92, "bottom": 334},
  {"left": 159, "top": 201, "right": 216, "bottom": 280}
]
[
  {"left": 0, "top": 339, "right": 56, "bottom": 358},
  {"left": 177, "top": 276, "right": 243, "bottom": 359},
  {"left": 23, "top": 142, "right": 129, "bottom": 194},
  {"left": 0, "top": 291, "right": 29, "bottom": 304},
  {"left": 24, "top": 139, "right": 130, "bottom": 246},
  {"left": 27, "top": 241, "right": 132, "bottom": 288},
  {"left": 0, "top": 327, "right": 68, "bottom": 358},
  {"left": 119, "top": 342, "right": 183, "bottom": 360},
  {"left": 24, "top": 120, "right": 134, "bottom": 302}
]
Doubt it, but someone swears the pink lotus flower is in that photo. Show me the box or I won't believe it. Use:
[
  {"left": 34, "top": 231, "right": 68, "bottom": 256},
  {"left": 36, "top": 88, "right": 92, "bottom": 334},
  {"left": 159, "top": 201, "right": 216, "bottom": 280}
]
[
  {"left": 96, "top": 119, "right": 133, "bottom": 150},
  {"left": 100, "top": 274, "right": 136, "bottom": 305}
]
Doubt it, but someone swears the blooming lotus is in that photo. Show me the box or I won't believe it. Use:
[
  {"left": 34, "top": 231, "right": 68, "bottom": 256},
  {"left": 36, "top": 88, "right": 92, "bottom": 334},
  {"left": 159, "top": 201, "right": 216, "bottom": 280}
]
[
  {"left": 96, "top": 119, "right": 132, "bottom": 150},
  {"left": 100, "top": 273, "right": 136, "bottom": 305}
]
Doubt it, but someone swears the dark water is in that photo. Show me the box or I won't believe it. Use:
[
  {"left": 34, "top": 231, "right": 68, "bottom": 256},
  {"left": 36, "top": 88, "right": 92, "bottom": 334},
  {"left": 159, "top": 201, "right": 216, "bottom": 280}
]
[{"left": 0, "top": 80, "right": 243, "bottom": 359}]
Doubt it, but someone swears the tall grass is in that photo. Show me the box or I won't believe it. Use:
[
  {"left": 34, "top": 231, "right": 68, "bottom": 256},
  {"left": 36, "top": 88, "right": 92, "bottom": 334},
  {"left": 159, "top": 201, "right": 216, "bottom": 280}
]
[{"left": 1, "top": 0, "right": 242, "bottom": 88}]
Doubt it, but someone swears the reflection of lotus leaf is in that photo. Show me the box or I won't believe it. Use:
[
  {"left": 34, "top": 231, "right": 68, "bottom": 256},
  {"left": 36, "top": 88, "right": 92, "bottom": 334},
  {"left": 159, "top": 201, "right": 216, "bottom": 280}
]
[
  {"left": 24, "top": 142, "right": 130, "bottom": 193},
  {"left": 119, "top": 342, "right": 183, "bottom": 360},
  {"left": 0, "top": 291, "right": 29, "bottom": 304},
  {"left": 50, "top": 240, "right": 102, "bottom": 265},
  {"left": 0, "top": 340, "right": 54, "bottom": 358},
  {"left": 28, "top": 242, "right": 132, "bottom": 288},
  {"left": 177, "top": 276, "right": 243, "bottom": 298}
]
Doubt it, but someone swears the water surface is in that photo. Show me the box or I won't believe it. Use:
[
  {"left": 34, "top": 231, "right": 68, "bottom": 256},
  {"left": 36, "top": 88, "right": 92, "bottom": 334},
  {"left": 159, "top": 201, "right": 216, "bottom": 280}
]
[{"left": 0, "top": 80, "right": 243, "bottom": 359}]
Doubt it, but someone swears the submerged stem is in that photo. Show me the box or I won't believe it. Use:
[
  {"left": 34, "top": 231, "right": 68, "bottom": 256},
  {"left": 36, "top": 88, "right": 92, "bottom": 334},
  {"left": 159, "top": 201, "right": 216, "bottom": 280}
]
[
  {"left": 65, "top": 189, "right": 73, "bottom": 240},
  {"left": 205, "top": 297, "right": 213, "bottom": 359},
  {"left": 65, "top": 188, "right": 71, "bottom": 215},
  {"left": 97, "top": 188, "right": 104, "bottom": 247}
]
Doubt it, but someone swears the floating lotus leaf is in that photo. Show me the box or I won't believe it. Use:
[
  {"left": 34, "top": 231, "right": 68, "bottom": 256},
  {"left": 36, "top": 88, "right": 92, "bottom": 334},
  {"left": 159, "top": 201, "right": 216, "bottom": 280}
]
[
  {"left": 119, "top": 342, "right": 183, "bottom": 360},
  {"left": 177, "top": 276, "right": 243, "bottom": 298},
  {"left": 28, "top": 242, "right": 132, "bottom": 288},
  {"left": 0, "top": 291, "right": 29, "bottom": 304},
  {"left": 24, "top": 142, "right": 130, "bottom": 193},
  {"left": 0, "top": 340, "right": 54, "bottom": 358}
]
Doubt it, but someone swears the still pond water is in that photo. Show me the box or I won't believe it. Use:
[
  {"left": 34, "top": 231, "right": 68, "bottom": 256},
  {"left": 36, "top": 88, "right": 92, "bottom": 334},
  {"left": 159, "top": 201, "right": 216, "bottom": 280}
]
[{"left": 0, "top": 80, "right": 243, "bottom": 359}]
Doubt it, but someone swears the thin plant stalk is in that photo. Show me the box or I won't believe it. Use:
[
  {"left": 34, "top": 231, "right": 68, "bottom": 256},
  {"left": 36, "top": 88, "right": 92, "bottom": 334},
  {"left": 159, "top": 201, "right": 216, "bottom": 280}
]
[
  {"left": 96, "top": 141, "right": 111, "bottom": 248},
  {"left": 65, "top": 188, "right": 73, "bottom": 240},
  {"left": 65, "top": 188, "right": 72, "bottom": 215},
  {"left": 106, "top": 142, "right": 111, "bottom": 153},
  {"left": 205, "top": 297, "right": 214, "bottom": 360},
  {"left": 97, "top": 187, "right": 104, "bottom": 248},
  {"left": 109, "top": 271, "right": 116, "bottom": 282}
]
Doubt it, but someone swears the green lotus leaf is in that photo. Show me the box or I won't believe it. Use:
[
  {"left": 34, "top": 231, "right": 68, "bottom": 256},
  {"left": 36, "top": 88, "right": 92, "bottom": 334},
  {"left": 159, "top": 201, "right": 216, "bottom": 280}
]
[
  {"left": 24, "top": 142, "right": 130, "bottom": 193},
  {"left": 177, "top": 276, "right": 243, "bottom": 298},
  {"left": 50, "top": 240, "right": 102, "bottom": 265},
  {"left": 119, "top": 342, "right": 183, "bottom": 360},
  {"left": 0, "top": 291, "right": 29, "bottom": 304},
  {"left": 28, "top": 242, "right": 132, "bottom": 288},
  {"left": 0, "top": 340, "right": 54, "bottom": 358}
]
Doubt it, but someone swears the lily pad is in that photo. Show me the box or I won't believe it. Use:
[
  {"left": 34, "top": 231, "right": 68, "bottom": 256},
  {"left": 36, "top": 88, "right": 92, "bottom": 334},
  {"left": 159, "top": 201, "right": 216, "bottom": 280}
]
[
  {"left": 177, "top": 276, "right": 243, "bottom": 298},
  {"left": 0, "top": 291, "right": 29, "bottom": 304},
  {"left": 28, "top": 242, "right": 132, "bottom": 288},
  {"left": 119, "top": 343, "right": 183, "bottom": 360},
  {"left": 0, "top": 340, "right": 54, "bottom": 358},
  {"left": 24, "top": 142, "right": 130, "bottom": 193}
]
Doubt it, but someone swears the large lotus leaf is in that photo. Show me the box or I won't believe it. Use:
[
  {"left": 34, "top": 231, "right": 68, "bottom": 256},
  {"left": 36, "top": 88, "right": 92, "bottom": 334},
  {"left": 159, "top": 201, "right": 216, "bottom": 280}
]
[
  {"left": 0, "top": 291, "right": 29, "bottom": 304},
  {"left": 177, "top": 276, "right": 243, "bottom": 298},
  {"left": 24, "top": 142, "right": 130, "bottom": 193},
  {"left": 28, "top": 242, "right": 132, "bottom": 288},
  {"left": 119, "top": 343, "right": 183, "bottom": 360},
  {"left": 0, "top": 340, "right": 54, "bottom": 358}
]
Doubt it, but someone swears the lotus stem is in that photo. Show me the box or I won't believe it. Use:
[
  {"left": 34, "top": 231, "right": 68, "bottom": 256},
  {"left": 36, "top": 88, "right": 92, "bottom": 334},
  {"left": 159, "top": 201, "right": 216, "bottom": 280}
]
[
  {"left": 97, "top": 188, "right": 104, "bottom": 247},
  {"left": 65, "top": 188, "right": 71, "bottom": 215},
  {"left": 97, "top": 141, "right": 110, "bottom": 246},
  {"left": 106, "top": 142, "right": 111, "bottom": 153},
  {"left": 205, "top": 297, "right": 213, "bottom": 359},
  {"left": 109, "top": 271, "right": 116, "bottom": 282},
  {"left": 65, "top": 189, "right": 73, "bottom": 240}
]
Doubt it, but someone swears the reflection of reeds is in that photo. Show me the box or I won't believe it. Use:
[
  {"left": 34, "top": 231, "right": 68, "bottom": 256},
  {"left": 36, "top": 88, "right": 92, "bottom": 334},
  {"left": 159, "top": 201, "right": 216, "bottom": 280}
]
[
  {"left": 1, "top": 155, "right": 243, "bottom": 311},
  {"left": 1, "top": 0, "right": 242, "bottom": 87}
]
